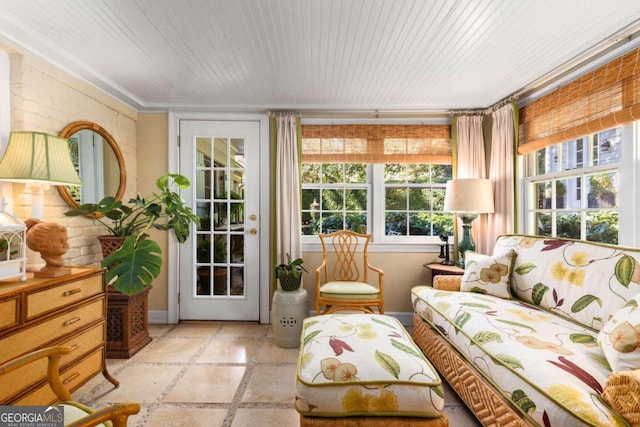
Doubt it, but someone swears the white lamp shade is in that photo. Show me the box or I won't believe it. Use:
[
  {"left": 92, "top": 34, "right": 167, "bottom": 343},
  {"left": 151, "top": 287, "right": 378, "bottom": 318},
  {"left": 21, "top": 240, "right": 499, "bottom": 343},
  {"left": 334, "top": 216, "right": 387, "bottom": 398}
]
[
  {"left": 0, "top": 131, "right": 82, "bottom": 186},
  {"left": 444, "top": 178, "right": 494, "bottom": 213}
]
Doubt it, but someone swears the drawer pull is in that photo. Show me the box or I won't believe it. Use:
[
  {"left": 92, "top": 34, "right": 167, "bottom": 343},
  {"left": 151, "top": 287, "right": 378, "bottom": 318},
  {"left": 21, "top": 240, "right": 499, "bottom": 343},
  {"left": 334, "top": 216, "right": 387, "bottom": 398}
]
[
  {"left": 63, "top": 288, "right": 82, "bottom": 297},
  {"left": 64, "top": 317, "right": 81, "bottom": 326},
  {"left": 62, "top": 372, "right": 80, "bottom": 385},
  {"left": 70, "top": 343, "right": 82, "bottom": 351}
]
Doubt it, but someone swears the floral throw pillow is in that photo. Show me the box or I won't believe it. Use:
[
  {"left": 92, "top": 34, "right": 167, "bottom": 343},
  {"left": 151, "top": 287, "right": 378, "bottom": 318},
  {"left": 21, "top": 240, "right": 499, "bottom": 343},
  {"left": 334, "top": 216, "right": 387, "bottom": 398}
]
[
  {"left": 460, "top": 250, "right": 516, "bottom": 299},
  {"left": 598, "top": 295, "right": 640, "bottom": 372}
]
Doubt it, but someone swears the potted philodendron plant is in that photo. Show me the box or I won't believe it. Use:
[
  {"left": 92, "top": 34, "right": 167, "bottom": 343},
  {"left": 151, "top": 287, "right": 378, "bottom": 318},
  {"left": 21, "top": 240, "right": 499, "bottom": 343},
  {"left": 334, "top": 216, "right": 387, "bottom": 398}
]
[
  {"left": 65, "top": 173, "right": 199, "bottom": 295},
  {"left": 274, "top": 253, "right": 307, "bottom": 291}
]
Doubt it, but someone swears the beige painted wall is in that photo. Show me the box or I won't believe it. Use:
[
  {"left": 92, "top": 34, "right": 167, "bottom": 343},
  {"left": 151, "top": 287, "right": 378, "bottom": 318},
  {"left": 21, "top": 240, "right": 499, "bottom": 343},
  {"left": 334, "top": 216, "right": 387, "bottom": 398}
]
[
  {"left": 5, "top": 48, "right": 138, "bottom": 267},
  {"left": 137, "top": 113, "right": 169, "bottom": 311}
]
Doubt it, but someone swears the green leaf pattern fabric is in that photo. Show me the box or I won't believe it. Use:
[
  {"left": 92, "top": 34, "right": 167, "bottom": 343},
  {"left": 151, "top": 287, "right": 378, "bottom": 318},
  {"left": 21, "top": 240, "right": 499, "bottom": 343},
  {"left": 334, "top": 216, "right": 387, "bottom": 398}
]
[
  {"left": 409, "top": 234, "right": 640, "bottom": 427},
  {"left": 412, "top": 286, "right": 626, "bottom": 426},
  {"left": 295, "top": 313, "right": 444, "bottom": 418},
  {"left": 497, "top": 235, "right": 640, "bottom": 330}
]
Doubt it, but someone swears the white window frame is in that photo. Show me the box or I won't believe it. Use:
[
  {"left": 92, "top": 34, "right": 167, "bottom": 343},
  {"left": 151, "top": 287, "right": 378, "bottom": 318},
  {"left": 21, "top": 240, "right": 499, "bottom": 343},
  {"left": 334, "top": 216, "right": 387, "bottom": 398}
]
[
  {"left": 373, "top": 164, "right": 452, "bottom": 243},
  {"left": 302, "top": 162, "right": 452, "bottom": 248},
  {"left": 522, "top": 124, "right": 637, "bottom": 245},
  {"left": 301, "top": 163, "right": 371, "bottom": 235}
]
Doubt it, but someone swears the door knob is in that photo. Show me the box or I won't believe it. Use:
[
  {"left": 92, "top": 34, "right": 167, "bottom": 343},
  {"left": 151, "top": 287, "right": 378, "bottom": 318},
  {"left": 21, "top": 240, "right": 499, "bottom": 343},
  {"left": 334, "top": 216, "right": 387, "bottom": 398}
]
[{"left": 249, "top": 228, "right": 257, "bottom": 235}]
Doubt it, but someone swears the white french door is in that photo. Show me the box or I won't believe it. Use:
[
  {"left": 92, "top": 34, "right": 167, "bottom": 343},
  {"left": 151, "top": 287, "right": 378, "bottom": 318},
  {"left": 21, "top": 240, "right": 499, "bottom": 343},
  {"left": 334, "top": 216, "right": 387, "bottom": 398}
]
[{"left": 178, "top": 120, "right": 260, "bottom": 320}]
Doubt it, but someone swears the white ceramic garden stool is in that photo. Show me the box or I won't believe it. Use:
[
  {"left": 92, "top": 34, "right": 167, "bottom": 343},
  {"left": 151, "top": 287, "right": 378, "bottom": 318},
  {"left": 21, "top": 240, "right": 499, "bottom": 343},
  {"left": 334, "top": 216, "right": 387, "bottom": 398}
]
[{"left": 272, "top": 288, "right": 308, "bottom": 348}]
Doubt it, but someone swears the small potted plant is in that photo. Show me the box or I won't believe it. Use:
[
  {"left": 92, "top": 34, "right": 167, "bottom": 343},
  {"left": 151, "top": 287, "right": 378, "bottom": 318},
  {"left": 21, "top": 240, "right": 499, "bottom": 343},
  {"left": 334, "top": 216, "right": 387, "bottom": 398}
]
[
  {"left": 274, "top": 253, "right": 307, "bottom": 291},
  {"left": 65, "top": 173, "right": 199, "bottom": 295},
  {"left": 273, "top": 253, "right": 309, "bottom": 348}
]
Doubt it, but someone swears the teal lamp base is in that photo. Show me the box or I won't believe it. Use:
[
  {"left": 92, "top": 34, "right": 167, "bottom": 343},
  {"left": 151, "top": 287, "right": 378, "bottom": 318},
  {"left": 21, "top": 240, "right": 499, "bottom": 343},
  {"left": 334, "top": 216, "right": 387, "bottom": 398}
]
[{"left": 456, "top": 213, "right": 478, "bottom": 269}]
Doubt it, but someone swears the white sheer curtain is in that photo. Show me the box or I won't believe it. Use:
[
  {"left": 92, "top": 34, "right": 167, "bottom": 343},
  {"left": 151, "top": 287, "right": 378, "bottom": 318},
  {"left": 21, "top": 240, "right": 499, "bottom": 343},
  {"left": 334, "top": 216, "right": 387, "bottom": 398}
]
[
  {"left": 485, "top": 103, "right": 515, "bottom": 254},
  {"left": 455, "top": 115, "right": 489, "bottom": 254},
  {"left": 456, "top": 116, "right": 486, "bottom": 179},
  {"left": 275, "top": 114, "right": 303, "bottom": 266}
]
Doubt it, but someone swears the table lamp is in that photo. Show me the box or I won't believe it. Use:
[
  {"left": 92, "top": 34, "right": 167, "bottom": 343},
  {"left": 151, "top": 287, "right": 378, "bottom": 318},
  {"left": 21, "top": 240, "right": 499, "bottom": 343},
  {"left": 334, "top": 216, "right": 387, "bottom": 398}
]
[
  {"left": 0, "top": 131, "right": 82, "bottom": 273},
  {"left": 444, "top": 178, "right": 494, "bottom": 268}
]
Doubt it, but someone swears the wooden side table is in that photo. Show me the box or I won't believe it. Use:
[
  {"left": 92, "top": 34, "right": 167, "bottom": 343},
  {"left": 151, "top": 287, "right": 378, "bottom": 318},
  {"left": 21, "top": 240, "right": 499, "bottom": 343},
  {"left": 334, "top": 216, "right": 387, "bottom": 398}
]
[{"left": 423, "top": 263, "right": 465, "bottom": 278}]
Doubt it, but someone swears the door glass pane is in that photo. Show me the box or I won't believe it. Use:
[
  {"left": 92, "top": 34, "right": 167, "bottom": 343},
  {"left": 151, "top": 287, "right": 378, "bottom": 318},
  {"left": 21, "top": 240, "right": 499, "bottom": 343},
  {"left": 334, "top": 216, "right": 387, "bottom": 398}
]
[{"left": 195, "top": 136, "right": 246, "bottom": 297}]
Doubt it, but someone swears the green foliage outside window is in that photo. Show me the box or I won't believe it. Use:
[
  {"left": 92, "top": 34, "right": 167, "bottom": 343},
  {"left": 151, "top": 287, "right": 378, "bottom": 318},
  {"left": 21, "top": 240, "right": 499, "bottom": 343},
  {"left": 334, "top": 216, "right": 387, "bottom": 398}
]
[
  {"left": 301, "top": 161, "right": 452, "bottom": 238},
  {"left": 537, "top": 211, "right": 618, "bottom": 244}
]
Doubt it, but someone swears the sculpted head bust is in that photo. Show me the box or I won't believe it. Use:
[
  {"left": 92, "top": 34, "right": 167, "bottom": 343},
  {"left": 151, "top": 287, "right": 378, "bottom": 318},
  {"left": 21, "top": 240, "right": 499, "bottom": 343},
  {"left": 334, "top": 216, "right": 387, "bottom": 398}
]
[{"left": 25, "top": 218, "right": 71, "bottom": 277}]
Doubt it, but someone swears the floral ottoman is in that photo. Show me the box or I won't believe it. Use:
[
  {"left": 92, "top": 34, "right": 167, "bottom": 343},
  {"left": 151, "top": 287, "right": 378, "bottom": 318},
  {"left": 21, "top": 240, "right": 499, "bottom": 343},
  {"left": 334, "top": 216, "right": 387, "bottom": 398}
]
[{"left": 295, "top": 313, "right": 448, "bottom": 426}]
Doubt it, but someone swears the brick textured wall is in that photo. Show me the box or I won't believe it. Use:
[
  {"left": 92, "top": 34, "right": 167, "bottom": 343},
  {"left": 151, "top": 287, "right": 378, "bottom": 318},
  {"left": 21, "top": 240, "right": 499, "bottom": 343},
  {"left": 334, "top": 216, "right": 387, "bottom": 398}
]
[{"left": 8, "top": 52, "right": 138, "bottom": 266}]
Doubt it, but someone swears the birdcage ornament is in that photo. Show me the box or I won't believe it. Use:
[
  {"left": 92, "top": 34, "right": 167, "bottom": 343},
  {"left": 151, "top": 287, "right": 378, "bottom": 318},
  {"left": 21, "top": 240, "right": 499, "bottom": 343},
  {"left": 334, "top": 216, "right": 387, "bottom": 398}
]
[{"left": 0, "top": 199, "right": 27, "bottom": 281}]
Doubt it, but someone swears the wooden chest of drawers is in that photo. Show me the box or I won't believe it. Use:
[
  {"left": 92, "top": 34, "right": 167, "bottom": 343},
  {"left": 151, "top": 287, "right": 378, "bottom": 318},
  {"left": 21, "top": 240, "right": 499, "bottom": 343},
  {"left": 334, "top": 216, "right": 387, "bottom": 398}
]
[{"left": 0, "top": 267, "right": 117, "bottom": 404}]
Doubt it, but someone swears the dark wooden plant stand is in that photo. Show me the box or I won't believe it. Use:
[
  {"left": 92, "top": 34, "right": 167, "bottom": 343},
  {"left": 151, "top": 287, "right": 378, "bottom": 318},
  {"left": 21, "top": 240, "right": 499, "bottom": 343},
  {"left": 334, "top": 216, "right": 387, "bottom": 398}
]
[
  {"left": 106, "top": 285, "right": 153, "bottom": 359},
  {"left": 98, "top": 235, "right": 153, "bottom": 359}
]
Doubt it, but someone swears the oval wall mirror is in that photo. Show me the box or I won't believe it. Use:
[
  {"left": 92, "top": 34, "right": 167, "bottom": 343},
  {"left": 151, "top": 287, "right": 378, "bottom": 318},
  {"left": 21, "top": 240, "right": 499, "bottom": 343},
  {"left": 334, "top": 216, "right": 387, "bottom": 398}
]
[{"left": 57, "top": 121, "right": 126, "bottom": 209}]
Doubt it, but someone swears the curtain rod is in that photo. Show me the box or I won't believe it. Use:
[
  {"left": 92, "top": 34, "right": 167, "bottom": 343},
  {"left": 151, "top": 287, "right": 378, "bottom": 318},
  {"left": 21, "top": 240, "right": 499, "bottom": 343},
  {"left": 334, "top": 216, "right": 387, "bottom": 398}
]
[{"left": 267, "top": 110, "right": 452, "bottom": 119}]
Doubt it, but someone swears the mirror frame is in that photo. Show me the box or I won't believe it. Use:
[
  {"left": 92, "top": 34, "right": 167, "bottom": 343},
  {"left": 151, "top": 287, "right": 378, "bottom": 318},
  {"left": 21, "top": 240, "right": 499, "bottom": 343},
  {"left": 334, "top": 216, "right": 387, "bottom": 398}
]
[{"left": 57, "top": 121, "right": 127, "bottom": 209}]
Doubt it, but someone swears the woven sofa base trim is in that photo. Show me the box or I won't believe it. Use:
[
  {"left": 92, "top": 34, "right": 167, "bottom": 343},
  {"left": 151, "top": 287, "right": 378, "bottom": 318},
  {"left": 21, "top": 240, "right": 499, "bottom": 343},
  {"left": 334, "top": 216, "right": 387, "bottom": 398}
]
[
  {"left": 412, "top": 313, "right": 534, "bottom": 427},
  {"left": 300, "top": 414, "right": 449, "bottom": 426}
]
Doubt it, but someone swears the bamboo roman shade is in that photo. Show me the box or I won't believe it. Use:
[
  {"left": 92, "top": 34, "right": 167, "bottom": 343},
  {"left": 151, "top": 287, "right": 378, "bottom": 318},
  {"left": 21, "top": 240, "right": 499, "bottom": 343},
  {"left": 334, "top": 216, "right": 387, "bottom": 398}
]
[
  {"left": 301, "top": 124, "right": 451, "bottom": 164},
  {"left": 519, "top": 47, "right": 640, "bottom": 154}
]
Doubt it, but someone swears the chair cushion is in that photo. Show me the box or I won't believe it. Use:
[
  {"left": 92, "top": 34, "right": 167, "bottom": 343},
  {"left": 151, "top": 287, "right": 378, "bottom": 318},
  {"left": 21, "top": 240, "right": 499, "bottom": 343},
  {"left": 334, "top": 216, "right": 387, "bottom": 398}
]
[
  {"left": 320, "top": 281, "right": 380, "bottom": 299},
  {"left": 62, "top": 401, "right": 111, "bottom": 427},
  {"left": 295, "top": 313, "right": 444, "bottom": 418}
]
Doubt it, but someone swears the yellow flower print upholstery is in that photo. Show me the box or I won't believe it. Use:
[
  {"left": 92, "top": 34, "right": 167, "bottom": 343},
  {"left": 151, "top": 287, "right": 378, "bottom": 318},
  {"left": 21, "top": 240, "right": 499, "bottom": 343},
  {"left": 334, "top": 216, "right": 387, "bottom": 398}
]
[
  {"left": 598, "top": 294, "right": 640, "bottom": 371},
  {"left": 412, "top": 235, "right": 640, "bottom": 427},
  {"left": 411, "top": 285, "right": 624, "bottom": 426},
  {"left": 295, "top": 314, "right": 444, "bottom": 418},
  {"left": 497, "top": 235, "right": 640, "bottom": 329},
  {"left": 460, "top": 249, "right": 516, "bottom": 298}
]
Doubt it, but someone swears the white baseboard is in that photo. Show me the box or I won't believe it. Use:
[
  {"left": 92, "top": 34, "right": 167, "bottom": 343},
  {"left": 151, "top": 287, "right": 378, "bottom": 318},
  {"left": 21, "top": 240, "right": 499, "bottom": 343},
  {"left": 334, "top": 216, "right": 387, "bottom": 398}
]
[{"left": 149, "top": 310, "right": 170, "bottom": 324}]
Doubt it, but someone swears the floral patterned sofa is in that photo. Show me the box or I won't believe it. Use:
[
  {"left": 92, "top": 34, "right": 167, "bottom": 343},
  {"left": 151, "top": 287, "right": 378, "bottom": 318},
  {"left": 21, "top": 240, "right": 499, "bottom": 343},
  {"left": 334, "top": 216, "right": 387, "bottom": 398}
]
[{"left": 411, "top": 234, "right": 640, "bottom": 427}]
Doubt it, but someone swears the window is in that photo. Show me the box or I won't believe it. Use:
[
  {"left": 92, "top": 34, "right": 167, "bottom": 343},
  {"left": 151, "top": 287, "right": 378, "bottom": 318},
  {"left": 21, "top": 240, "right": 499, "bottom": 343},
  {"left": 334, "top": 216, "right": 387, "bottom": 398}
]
[
  {"left": 301, "top": 163, "right": 368, "bottom": 234},
  {"left": 525, "top": 127, "right": 620, "bottom": 243},
  {"left": 383, "top": 164, "right": 452, "bottom": 236},
  {"left": 300, "top": 123, "right": 453, "bottom": 243}
]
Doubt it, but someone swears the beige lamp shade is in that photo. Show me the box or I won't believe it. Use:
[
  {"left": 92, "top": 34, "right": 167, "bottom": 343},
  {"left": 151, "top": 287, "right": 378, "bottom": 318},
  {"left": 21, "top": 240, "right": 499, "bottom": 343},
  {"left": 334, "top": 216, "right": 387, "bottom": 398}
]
[
  {"left": 444, "top": 178, "right": 495, "bottom": 213},
  {"left": 0, "top": 131, "right": 82, "bottom": 186}
]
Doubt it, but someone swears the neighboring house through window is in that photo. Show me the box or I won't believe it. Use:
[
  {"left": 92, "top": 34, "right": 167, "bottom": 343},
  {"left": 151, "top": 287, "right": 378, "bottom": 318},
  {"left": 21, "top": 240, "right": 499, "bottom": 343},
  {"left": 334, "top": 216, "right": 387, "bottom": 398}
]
[{"left": 524, "top": 127, "right": 623, "bottom": 244}]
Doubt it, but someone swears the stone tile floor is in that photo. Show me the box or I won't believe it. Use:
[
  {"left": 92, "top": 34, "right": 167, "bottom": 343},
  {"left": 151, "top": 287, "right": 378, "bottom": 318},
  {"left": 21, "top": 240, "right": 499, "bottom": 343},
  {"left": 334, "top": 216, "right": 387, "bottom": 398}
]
[{"left": 74, "top": 322, "right": 481, "bottom": 426}]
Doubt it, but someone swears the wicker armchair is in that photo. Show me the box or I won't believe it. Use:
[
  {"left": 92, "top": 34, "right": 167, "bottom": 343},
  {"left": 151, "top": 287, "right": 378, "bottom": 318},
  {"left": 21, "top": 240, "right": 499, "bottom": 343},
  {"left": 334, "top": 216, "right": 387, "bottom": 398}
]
[
  {"left": 315, "top": 230, "right": 384, "bottom": 314},
  {"left": 0, "top": 346, "right": 139, "bottom": 427}
]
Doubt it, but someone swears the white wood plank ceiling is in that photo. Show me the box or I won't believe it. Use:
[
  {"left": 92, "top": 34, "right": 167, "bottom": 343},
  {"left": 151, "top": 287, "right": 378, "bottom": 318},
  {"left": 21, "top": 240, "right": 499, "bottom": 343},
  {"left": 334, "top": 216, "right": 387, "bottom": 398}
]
[{"left": 1, "top": 0, "right": 640, "bottom": 113}]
